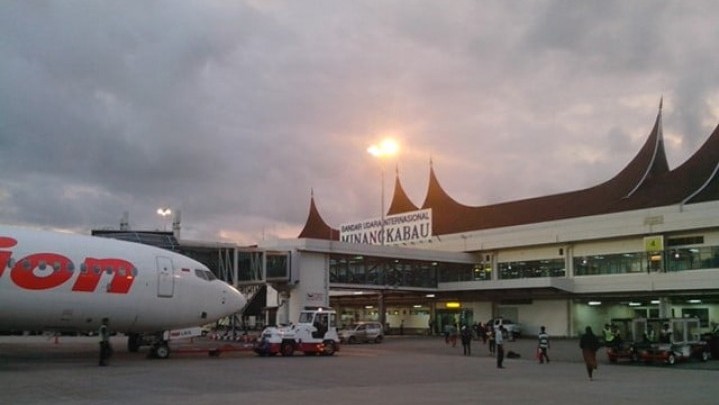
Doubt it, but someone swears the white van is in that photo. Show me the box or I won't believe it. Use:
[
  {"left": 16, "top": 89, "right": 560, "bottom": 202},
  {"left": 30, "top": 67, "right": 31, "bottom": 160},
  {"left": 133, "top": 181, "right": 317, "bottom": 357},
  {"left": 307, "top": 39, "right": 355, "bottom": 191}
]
[{"left": 339, "top": 321, "right": 384, "bottom": 344}]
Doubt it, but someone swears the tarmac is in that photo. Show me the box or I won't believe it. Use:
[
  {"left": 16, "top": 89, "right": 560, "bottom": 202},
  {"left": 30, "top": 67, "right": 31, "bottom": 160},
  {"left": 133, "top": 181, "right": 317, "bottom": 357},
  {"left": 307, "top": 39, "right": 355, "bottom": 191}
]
[{"left": 1, "top": 334, "right": 717, "bottom": 405}]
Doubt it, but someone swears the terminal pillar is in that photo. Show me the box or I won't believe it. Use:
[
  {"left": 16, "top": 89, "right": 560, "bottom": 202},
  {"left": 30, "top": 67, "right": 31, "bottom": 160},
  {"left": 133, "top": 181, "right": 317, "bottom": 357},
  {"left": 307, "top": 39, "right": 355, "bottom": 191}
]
[
  {"left": 658, "top": 297, "right": 672, "bottom": 318},
  {"left": 378, "top": 291, "right": 386, "bottom": 332},
  {"left": 429, "top": 301, "right": 436, "bottom": 335},
  {"left": 564, "top": 245, "right": 573, "bottom": 277},
  {"left": 276, "top": 290, "right": 291, "bottom": 325}
]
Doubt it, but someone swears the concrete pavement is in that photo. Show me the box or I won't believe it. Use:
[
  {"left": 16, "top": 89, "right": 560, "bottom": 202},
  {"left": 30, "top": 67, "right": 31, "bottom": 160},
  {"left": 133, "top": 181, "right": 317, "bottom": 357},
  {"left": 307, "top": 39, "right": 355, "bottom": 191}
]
[{"left": 1, "top": 334, "right": 717, "bottom": 404}]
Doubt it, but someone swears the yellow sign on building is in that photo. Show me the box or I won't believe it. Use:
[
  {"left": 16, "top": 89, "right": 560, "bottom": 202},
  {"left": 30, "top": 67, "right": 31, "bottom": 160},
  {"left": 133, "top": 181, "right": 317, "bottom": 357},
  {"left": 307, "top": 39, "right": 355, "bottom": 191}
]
[{"left": 644, "top": 235, "right": 664, "bottom": 252}]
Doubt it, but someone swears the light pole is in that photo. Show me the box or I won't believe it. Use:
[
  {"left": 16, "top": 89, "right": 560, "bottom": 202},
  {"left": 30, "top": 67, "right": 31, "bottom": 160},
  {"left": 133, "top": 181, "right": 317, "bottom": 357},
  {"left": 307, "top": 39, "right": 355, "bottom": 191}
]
[
  {"left": 367, "top": 139, "right": 399, "bottom": 245},
  {"left": 157, "top": 208, "right": 172, "bottom": 231}
]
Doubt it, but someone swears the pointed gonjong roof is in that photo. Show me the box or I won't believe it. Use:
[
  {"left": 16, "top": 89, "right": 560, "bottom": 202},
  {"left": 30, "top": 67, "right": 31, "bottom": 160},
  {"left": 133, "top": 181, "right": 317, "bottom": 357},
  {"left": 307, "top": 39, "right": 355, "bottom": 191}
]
[
  {"left": 417, "top": 102, "right": 670, "bottom": 235},
  {"left": 420, "top": 158, "right": 482, "bottom": 236},
  {"left": 298, "top": 101, "right": 719, "bottom": 240},
  {"left": 297, "top": 190, "right": 340, "bottom": 240},
  {"left": 683, "top": 123, "right": 719, "bottom": 204},
  {"left": 387, "top": 166, "right": 420, "bottom": 215},
  {"left": 611, "top": 120, "right": 719, "bottom": 209}
]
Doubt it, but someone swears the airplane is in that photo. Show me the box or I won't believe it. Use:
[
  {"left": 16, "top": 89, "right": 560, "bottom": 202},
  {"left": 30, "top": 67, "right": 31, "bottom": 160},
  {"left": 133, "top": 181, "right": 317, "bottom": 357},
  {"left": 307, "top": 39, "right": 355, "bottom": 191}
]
[{"left": 0, "top": 224, "right": 247, "bottom": 358}]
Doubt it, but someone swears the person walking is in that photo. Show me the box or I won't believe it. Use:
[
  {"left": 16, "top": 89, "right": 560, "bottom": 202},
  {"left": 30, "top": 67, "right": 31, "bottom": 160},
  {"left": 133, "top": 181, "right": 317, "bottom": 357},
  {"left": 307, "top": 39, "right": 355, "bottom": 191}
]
[
  {"left": 460, "top": 325, "right": 472, "bottom": 356},
  {"left": 580, "top": 326, "right": 601, "bottom": 380},
  {"left": 495, "top": 325, "right": 505, "bottom": 368},
  {"left": 537, "top": 326, "right": 550, "bottom": 364},
  {"left": 98, "top": 317, "right": 111, "bottom": 366},
  {"left": 488, "top": 326, "right": 496, "bottom": 355},
  {"left": 478, "top": 322, "right": 487, "bottom": 345},
  {"left": 449, "top": 323, "right": 458, "bottom": 347}
]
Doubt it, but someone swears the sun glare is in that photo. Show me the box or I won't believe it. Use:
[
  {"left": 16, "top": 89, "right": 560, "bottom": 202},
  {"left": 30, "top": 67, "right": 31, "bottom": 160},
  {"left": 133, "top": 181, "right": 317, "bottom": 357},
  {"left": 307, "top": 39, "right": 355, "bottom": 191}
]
[{"left": 367, "top": 138, "right": 399, "bottom": 157}]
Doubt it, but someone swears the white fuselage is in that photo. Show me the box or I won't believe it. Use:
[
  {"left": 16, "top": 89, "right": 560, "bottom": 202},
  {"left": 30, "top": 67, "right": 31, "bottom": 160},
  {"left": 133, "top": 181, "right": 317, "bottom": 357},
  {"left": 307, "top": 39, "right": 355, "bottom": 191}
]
[{"left": 0, "top": 225, "right": 247, "bottom": 333}]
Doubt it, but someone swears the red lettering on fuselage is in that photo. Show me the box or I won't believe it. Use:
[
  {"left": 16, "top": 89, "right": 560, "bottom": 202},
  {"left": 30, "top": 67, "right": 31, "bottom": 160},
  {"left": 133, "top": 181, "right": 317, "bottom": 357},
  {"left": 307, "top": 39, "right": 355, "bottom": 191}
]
[
  {"left": 10, "top": 253, "right": 74, "bottom": 290},
  {"left": 0, "top": 237, "right": 18, "bottom": 278},
  {"left": 2, "top": 236, "right": 137, "bottom": 293},
  {"left": 72, "top": 258, "right": 135, "bottom": 294}
]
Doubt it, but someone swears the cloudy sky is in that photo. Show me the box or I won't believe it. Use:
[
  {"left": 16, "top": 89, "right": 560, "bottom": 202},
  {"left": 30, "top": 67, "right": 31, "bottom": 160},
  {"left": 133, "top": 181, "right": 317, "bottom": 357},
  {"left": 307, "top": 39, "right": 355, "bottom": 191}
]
[{"left": 1, "top": 1, "right": 718, "bottom": 245}]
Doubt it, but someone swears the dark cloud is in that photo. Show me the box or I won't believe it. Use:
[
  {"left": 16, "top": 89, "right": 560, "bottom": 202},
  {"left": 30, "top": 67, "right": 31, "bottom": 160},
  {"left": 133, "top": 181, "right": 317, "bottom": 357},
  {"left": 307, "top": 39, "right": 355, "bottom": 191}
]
[{"left": 1, "top": 1, "right": 718, "bottom": 244}]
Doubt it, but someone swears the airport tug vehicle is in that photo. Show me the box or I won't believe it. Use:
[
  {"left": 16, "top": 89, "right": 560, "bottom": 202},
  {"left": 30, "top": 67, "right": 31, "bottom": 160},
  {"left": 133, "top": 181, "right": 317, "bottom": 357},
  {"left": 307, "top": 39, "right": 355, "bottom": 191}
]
[
  {"left": 605, "top": 317, "right": 711, "bottom": 365},
  {"left": 636, "top": 317, "right": 711, "bottom": 365},
  {"left": 254, "top": 307, "right": 340, "bottom": 356}
]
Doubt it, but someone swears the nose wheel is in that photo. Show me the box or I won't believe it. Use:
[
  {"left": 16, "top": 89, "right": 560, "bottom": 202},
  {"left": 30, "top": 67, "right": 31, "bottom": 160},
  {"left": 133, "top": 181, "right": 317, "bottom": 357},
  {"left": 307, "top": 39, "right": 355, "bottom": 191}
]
[{"left": 151, "top": 342, "right": 171, "bottom": 359}]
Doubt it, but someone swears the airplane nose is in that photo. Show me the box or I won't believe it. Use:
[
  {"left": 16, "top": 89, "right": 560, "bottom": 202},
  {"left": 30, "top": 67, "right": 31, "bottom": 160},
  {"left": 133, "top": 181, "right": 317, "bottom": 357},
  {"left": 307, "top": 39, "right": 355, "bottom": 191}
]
[{"left": 225, "top": 285, "right": 248, "bottom": 313}]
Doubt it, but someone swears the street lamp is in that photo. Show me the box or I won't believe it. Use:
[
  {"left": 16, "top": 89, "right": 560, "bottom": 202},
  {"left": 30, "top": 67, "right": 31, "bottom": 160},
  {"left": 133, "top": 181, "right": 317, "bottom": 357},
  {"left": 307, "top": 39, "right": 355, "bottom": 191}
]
[
  {"left": 157, "top": 208, "right": 172, "bottom": 231},
  {"left": 367, "top": 139, "right": 399, "bottom": 245}
]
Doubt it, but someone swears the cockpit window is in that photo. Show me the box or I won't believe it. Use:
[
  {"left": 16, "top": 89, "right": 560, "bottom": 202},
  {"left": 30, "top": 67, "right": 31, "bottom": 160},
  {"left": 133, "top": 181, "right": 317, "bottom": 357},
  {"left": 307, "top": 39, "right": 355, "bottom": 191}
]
[{"left": 194, "top": 269, "right": 217, "bottom": 281}]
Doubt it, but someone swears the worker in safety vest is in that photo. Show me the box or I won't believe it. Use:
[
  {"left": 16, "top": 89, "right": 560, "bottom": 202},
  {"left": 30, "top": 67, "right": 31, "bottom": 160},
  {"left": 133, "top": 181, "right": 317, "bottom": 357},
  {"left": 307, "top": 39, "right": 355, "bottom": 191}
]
[{"left": 603, "top": 324, "right": 614, "bottom": 347}]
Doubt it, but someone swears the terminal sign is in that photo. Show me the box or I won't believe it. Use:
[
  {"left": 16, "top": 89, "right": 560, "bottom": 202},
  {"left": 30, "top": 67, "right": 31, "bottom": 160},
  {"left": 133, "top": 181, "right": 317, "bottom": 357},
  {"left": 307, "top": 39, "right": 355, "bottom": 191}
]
[
  {"left": 340, "top": 209, "right": 432, "bottom": 246},
  {"left": 644, "top": 235, "right": 664, "bottom": 252}
]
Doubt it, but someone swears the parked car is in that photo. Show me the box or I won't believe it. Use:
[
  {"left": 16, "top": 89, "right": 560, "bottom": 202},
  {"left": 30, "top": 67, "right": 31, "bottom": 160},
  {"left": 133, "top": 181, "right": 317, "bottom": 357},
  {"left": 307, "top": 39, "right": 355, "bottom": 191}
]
[
  {"left": 339, "top": 321, "right": 384, "bottom": 344},
  {"left": 487, "top": 318, "right": 521, "bottom": 339},
  {"left": 640, "top": 342, "right": 710, "bottom": 364}
]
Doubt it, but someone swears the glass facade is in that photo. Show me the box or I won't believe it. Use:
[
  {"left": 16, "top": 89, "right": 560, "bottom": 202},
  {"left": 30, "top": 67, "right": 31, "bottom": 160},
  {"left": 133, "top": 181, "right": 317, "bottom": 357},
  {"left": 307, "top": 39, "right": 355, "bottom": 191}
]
[
  {"left": 234, "top": 243, "right": 719, "bottom": 287},
  {"left": 574, "top": 252, "right": 646, "bottom": 276},
  {"left": 265, "top": 252, "right": 290, "bottom": 280},
  {"left": 236, "top": 251, "right": 264, "bottom": 283},
  {"left": 330, "top": 245, "right": 719, "bottom": 284},
  {"left": 437, "top": 262, "right": 492, "bottom": 282},
  {"left": 329, "top": 254, "right": 475, "bottom": 288},
  {"left": 574, "top": 245, "right": 719, "bottom": 276},
  {"left": 498, "top": 259, "right": 566, "bottom": 279},
  {"left": 666, "top": 246, "right": 719, "bottom": 272}
]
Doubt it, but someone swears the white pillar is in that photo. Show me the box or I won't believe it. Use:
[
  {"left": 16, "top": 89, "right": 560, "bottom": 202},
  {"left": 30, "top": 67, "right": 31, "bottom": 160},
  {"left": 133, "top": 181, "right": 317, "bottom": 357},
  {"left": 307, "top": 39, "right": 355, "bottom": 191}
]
[
  {"left": 658, "top": 297, "right": 672, "bottom": 318},
  {"left": 276, "top": 290, "right": 291, "bottom": 325}
]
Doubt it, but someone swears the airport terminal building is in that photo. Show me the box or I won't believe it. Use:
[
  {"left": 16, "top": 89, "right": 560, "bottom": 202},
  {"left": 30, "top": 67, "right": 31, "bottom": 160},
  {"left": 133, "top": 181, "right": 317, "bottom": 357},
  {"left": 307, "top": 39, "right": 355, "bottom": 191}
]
[{"left": 253, "top": 104, "right": 719, "bottom": 338}]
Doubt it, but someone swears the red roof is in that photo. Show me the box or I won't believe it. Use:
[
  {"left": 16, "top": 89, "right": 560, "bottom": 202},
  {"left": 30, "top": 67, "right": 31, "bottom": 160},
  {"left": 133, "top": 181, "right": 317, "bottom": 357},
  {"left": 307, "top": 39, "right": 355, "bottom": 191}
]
[
  {"left": 297, "top": 192, "right": 339, "bottom": 240},
  {"left": 387, "top": 166, "right": 420, "bottom": 215},
  {"left": 298, "top": 103, "right": 719, "bottom": 240}
]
